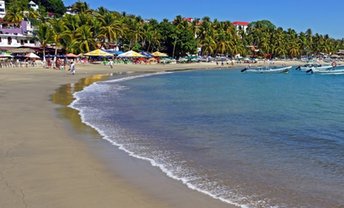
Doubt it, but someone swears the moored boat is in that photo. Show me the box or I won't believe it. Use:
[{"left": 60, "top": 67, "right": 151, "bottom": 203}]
[
  {"left": 306, "top": 67, "right": 344, "bottom": 74},
  {"left": 241, "top": 66, "right": 292, "bottom": 73},
  {"left": 296, "top": 63, "right": 333, "bottom": 72}
]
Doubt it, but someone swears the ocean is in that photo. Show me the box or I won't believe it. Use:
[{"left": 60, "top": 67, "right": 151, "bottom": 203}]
[{"left": 70, "top": 68, "right": 344, "bottom": 208}]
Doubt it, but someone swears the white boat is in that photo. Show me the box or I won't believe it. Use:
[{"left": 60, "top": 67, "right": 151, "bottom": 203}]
[
  {"left": 307, "top": 68, "right": 344, "bottom": 75},
  {"left": 296, "top": 64, "right": 333, "bottom": 72},
  {"left": 241, "top": 66, "right": 292, "bottom": 73}
]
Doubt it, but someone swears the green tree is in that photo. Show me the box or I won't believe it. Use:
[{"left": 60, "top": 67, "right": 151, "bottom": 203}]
[
  {"left": 71, "top": 25, "right": 96, "bottom": 53},
  {"left": 36, "top": 22, "right": 53, "bottom": 61},
  {"left": 97, "top": 12, "right": 124, "bottom": 47},
  {"left": 34, "top": 0, "right": 66, "bottom": 16}
]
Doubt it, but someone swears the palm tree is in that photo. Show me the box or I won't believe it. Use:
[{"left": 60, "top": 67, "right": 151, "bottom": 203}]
[
  {"left": 36, "top": 23, "right": 53, "bottom": 61},
  {"left": 4, "top": 7, "right": 24, "bottom": 25},
  {"left": 72, "top": 1, "right": 90, "bottom": 14},
  {"left": 200, "top": 35, "right": 216, "bottom": 56},
  {"left": 49, "top": 19, "right": 69, "bottom": 60},
  {"left": 125, "top": 17, "right": 144, "bottom": 50},
  {"left": 72, "top": 25, "right": 96, "bottom": 53},
  {"left": 97, "top": 12, "right": 124, "bottom": 46},
  {"left": 142, "top": 23, "right": 161, "bottom": 52}
]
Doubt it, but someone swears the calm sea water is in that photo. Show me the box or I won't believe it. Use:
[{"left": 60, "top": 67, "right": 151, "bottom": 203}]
[{"left": 71, "top": 69, "right": 344, "bottom": 208}]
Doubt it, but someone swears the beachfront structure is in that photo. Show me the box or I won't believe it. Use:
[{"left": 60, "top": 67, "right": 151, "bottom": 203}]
[
  {"left": 232, "top": 21, "right": 249, "bottom": 33},
  {"left": 0, "top": 20, "right": 38, "bottom": 48},
  {"left": 29, "top": 1, "right": 39, "bottom": 11},
  {"left": 0, "top": 1, "right": 5, "bottom": 18},
  {"left": 0, "top": 34, "right": 37, "bottom": 48},
  {"left": 0, "top": 20, "right": 34, "bottom": 36}
]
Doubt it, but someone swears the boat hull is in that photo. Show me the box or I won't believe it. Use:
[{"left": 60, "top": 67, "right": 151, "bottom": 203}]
[
  {"left": 241, "top": 66, "right": 292, "bottom": 73},
  {"left": 299, "top": 65, "right": 333, "bottom": 72},
  {"left": 309, "top": 68, "right": 344, "bottom": 74}
]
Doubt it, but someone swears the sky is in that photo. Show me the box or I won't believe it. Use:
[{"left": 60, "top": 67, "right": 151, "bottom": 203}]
[{"left": 63, "top": 0, "right": 344, "bottom": 39}]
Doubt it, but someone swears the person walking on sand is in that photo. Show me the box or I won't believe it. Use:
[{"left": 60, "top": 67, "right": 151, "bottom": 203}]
[
  {"left": 109, "top": 59, "right": 114, "bottom": 69},
  {"left": 70, "top": 61, "right": 76, "bottom": 75}
]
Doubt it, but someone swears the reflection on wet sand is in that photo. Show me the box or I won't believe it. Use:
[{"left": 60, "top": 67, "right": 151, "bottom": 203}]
[{"left": 51, "top": 74, "right": 110, "bottom": 135}]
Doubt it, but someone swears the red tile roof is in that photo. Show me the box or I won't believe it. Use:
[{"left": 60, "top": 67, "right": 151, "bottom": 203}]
[
  {"left": 232, "top": 21, "right": 249, "bottom": 26},
  {"left": 183, "top": 17, "right": 194, "bottom": 22}
]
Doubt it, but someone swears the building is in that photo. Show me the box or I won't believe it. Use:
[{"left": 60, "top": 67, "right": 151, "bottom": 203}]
[
  {"left": 0, "top": 0, "right": 5, "bottom": 18},
  {"left": 65, "top": 7, "right": 77, "bottom": 15},
  {"left": 0, "top": 19, "right": 38, "bottom": 48},
  {"left": 0, "top": 0, "right": 40, "bottom": 49},
  {"left": 29, "top": 1, "right": 39, "bottom": 11},
  {"left": 183, "top": 17, "right": 194, "bottom": 23},
  {"left": 232, "top": 21, "right": 250, "bottom": 33}
]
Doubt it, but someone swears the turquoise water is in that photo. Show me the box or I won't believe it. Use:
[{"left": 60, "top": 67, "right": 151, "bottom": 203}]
[{"left": 71, "top": 69, "right": 344, "bottom": 208}]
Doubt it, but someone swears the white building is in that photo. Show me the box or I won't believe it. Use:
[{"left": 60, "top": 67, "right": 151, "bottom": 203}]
[
  {"left": 0, "top": 0, "right": 5, "bottom": 18},
  {"left": 65, "top": 7, "right": 77, "bottom": 15},
  {"left": 29, "top": 1, "right": 39, "bottom": 11},
  {"left": 0, "top": 34, "right": 37, "bottom": 48},
  {"left": 232, "top": 21, "right": 250, "bottom": 33},
  {"left": 0, "top": 0, "right": 39, "bottom": 49},
  {"left": 0, "top": 20, "right": 38, "bottom": 48}
]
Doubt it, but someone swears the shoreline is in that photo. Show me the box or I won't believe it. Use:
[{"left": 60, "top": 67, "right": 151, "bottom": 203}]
[{"left": 0, "top": 63, "right": 237, "bottom": 208}]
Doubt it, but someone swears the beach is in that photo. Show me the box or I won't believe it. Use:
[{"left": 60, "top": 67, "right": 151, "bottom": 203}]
[
  {"left": 0, "top": 63, "right": 238, "bottom": 208},
  {"left": 2, "top": 60, "right": 343, "bottom": 208}
]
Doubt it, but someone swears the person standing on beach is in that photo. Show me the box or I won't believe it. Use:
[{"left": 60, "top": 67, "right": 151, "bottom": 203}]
[
  {"left": 109, "top": 59, "right": 114, "bottom": 69},
  {"left": 70, "top": 61, "right": 76, "bottom": 75}
]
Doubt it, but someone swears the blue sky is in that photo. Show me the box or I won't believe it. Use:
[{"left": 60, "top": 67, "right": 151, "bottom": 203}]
[{"left": 63, "top": 0, "right": 343, "bottom": 39}]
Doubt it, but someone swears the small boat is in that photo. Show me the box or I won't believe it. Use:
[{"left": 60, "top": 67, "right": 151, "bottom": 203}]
[
  {"left": 241, "top": 66, "right": 292, "bottom": 73},
  {"left": 296, "top": 64, "right": 333, "bottom": 72},
  {"left": 306, "top": 68, "right": 344, "bottom": 75}
]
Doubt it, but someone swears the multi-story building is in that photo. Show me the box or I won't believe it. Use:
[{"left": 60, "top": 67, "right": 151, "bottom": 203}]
[
  {"left": 0, "top": 0, "right": 5, "bottom": 18},
  {"left": 0, "top": 1, "right": 39, "bottom": 49},
  {"left": 0, "top": 20, "right": 38, "bottom": 48}
]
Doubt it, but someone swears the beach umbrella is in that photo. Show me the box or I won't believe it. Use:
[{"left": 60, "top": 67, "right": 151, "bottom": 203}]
[
  {"left": 152, "top": 51, "right": 168, "bottom": 57},
  {"left": 103, "top": 49, "right": 124, "bottom": 56},
  {"left": 56, "top": 54, "right": 66, "bottom": 58},
  {"left": 0, "top": 52, "right": 13, "bottom": 58},
  {"left": 25, "top": 52, "right": 40, "bottom": 59},
  {"left": 117, "top": 50, "right": 145, "bottom": 58},
  {"left": 84, "top": 49, "right": 113, "bottom": 57},
  {"left": 66, "top": 53, "right": 78, "bottom": 58},
  {"left": 140, "top": 51, "right": 153, "bottom": 58},
  {"left": 45, "top": 54, "right": 54, "bottom": 58},
  {"left": 114, "top": 51, "right": 124, "bottom": 55}
]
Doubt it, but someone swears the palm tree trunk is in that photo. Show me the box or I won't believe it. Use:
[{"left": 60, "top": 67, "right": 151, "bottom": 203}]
[
  {"left": 172, "top": 40, "right": 177, "bottom": 58},
  {"left": 147, "top": 42, "right": 151, "bottom": 52},
  {"left": 54, "top": 47, "right": 58, "bottom": 63},
  {"left": 43, "top": 48, "right": 46, "bottom": 62}
]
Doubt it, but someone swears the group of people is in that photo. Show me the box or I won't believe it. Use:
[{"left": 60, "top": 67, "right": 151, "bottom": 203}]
[{"left": 43, "top": 58, "right": 76, "bottom": 75}]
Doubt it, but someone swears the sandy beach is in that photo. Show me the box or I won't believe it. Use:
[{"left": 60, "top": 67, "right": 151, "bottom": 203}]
[{"left": 0, "top": 62, "right": 245, "bottom": 208}]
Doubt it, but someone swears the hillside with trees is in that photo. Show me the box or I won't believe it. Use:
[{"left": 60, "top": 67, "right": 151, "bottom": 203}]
[
  {"left": 4, "top": 0, "right": 344, "bottom": 58},
  {"left": 5, "top": 0, "right": 65, "bottom": 16}
]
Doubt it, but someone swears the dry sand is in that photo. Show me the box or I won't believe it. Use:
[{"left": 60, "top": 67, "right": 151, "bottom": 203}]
[{"left": 0, "top": 63, "right": 240, "bottom": 208}]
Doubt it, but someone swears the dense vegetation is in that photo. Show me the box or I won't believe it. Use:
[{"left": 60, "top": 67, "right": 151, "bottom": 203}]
[
  {"left": 5, "top": 0, "right": 65, "bottom": 16},
  {"left": 4, "top": 1, "right": 344, "bottom": 58}
]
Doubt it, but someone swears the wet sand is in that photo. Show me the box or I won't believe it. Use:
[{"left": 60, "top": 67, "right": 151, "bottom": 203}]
[{"left": 0, "top": 63, "right": 237, "bottom": 208}]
